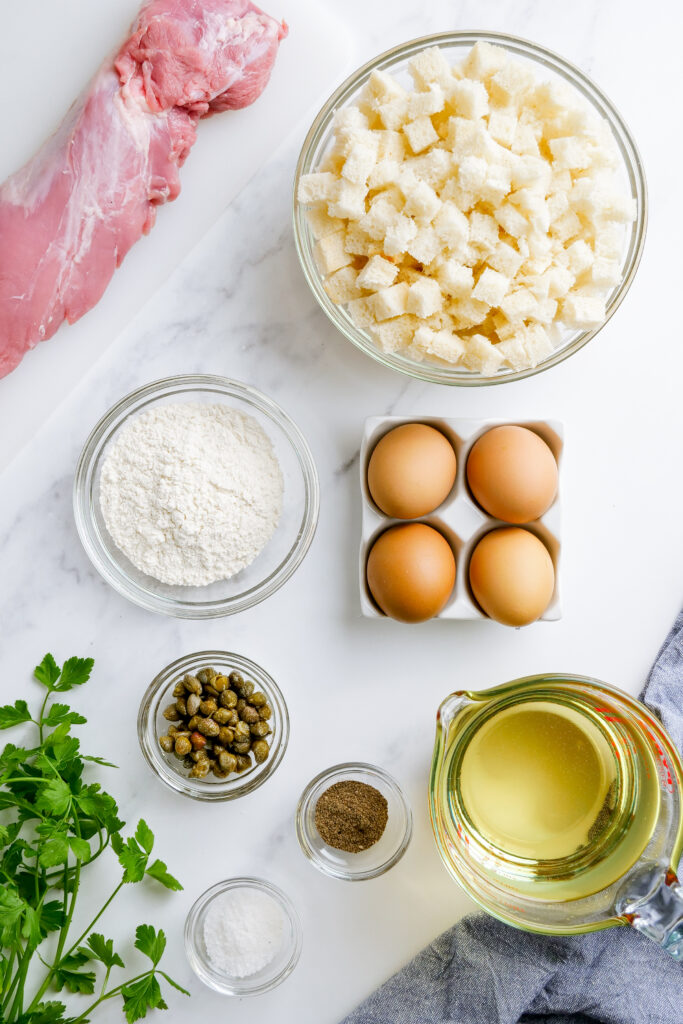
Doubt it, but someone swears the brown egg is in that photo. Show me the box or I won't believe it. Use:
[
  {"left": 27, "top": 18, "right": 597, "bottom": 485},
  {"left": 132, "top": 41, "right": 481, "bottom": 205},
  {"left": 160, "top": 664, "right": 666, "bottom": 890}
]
[
  {"left": 466, "top": 425, "right": 558, "bottom": 523},
  {"left": 469, "top": 527, "right": 555, "bottom": 627},
  {"left": 368, "top": 423, "right": 457, "bottom": 520},
  {"left": 367, "top": 523, "right": 456, "bottom": 623}
]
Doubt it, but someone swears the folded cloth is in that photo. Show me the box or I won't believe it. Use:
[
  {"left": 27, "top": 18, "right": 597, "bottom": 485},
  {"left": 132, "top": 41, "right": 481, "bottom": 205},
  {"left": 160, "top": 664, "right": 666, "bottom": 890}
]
[{"left": 340, "top": 611, "right": 683, "bottom": 1024}]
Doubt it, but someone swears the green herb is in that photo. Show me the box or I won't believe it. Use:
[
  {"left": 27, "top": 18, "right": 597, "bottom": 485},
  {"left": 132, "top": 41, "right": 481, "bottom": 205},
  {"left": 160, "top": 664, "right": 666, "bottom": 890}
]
[{"left": 0, "top": 654, "right": 189, "bottom": 1023}]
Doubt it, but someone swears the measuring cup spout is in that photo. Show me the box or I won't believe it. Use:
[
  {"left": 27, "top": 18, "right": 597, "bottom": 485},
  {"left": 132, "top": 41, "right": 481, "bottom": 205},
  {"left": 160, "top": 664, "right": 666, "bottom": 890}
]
[{"left": 616, "top": 863, "right": 683, "bottom": 961}]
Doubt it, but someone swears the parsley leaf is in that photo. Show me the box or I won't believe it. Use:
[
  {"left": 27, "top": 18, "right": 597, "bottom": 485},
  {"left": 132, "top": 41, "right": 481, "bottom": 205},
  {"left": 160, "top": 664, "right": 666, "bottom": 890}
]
[
  {"left": 79, "top": 932, "right": 125, "bottom": 970},
  {"left": 134, "top": 925, "right": 166, "bottom": 966},
  {"left": 16, "top": 1000, "right": 67, "bottom": 1024},
  {"left": 0, "top": 700, "right": 32, "bottom": 730},
  {"left": 0, "top": 888, "right": 26, "bottom": 946},
  {"left": 34, "top": 654, "right": 61, "bottom": 689},
  {"left": 53, "top": 657, "right": 94, "bottom": 693},
  {"left": 43, "top": 704, "right": 87, "bottom": 728},
  {"left": 122, "top": 974, "right": 167, "bottom": 1023},
  {"left": 145, "top": 859, "right": 183, "bottom": 892},
  {"left": 110, "top": 832, "right": 148, "bottom": 883},
  {"left": 35, "top": 778, "right": 72, "bottom": 817},
  {"left": 52, "top": 952, "right": 96, "bottom": 995},
  {"left": 135, "top": 820, "right": 154, "bottom": 856}
]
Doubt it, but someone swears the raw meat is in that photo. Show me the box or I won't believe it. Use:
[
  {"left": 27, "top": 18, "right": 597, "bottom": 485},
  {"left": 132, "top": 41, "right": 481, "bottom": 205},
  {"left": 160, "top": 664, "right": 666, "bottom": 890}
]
[{"left": 0, "top": 0, "right": 286, "bottom": 378}]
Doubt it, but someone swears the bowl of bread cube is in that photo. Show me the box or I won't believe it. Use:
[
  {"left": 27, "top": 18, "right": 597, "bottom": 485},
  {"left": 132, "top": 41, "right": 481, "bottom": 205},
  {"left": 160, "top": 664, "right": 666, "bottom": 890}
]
[{"left": 294, "top": 31, "right": 646, "bottom": 385}]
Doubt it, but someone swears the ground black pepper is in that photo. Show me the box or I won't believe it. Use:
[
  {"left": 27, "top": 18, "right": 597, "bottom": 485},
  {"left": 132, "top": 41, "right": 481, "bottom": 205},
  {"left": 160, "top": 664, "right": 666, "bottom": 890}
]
[{"left": 314, "top": 780, "right": 388, "bottom": 852}]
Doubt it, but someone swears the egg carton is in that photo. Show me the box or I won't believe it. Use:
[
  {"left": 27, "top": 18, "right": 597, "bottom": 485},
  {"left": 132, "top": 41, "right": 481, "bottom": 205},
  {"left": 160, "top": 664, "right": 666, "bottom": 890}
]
[{"left": 359, "top": 417, "right": 563, "bottom": 622}]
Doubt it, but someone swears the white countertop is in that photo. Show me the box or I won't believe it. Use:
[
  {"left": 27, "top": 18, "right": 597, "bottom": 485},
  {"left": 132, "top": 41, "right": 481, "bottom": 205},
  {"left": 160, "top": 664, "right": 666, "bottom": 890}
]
[{"left": 1, "top": 0, "right": 682, "bottom": 1021}]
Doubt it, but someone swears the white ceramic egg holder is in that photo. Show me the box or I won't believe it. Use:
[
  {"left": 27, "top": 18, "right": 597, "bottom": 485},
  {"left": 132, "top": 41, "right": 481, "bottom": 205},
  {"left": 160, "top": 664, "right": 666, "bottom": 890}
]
[{"left": 359, "top": 417, "right": 564, "bottom": 623}]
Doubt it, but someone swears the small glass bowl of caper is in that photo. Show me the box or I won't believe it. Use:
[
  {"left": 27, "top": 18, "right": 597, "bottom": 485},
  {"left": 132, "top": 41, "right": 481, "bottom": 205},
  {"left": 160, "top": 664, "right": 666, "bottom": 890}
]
[{"left": 138, "top": 651, "right": 289, "bottom": 801}]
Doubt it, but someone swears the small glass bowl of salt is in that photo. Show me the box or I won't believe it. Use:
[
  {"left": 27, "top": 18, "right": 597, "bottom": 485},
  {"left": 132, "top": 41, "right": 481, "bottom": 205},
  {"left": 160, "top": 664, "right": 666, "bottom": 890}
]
[{"left": 184, "top": 877, "right": 302, "bottom": 996}]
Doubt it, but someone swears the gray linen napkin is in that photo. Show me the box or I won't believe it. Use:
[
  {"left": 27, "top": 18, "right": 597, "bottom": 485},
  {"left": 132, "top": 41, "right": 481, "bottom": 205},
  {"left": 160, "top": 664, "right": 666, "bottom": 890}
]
[{"left": 341, "top": 611, "right": 683, "bottom": 1024}]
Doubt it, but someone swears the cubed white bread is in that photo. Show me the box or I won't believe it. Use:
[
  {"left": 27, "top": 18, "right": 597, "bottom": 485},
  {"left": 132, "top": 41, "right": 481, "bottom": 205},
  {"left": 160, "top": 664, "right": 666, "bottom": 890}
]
[
  {"left": 440, "top": 180, "right": 477, "bottom": 212},
  {"left": 463, "top": 41, "right": 508, "bottom": 81},
  {"left": 590, "top": 257, "right": 621, "bottom": 288},
  {"left": 437, "top": 261, "right": 474, "bottom": 297},
  {"left": 510, "top": 190, "right": 550, "bottom": 233},
  {"left": 550, "top": 210, "right": 582, "bottom": 244},
  {"left": 329, "top": 181, "right": 368, "bottom": 220},
  {"left": 405, "top": 148, "right": 453, "bottom": 189},
  {"left": 342, "top": 137, "right": 379, "bottom": 185},
  {"left": 404, "top": 180, "right": 442, "bottom": 222},
  {"left": 346, "top": 295, "right": 377, "bottom": 330},
  {"left": 407, "top": 225, "right": 441, "bottom": 264},
  {"left": 332, "top": 107, "right": 370, "bottom": 135},
  {"left": 488, "top": 241, "right": 524, "bottom": 278},
  {"left": 409, "top": 46, "right": 454, "bottom": 89},
  {"left": 565, "top": 239, "right": 594, "bottom": 276},
  {"left": 383, "top": 214, "right": 419, "bottom": 256},
  {"left": 413, "top": 325, "right": 466, "bottom": 363},
  {"left": 359, "top": 70, "right": 407, "bottom": 115},
  {"left": 404, "top": 116, "right": 439, "bottom": 153},
  {"left": 318, "top": 150, "right": 345, "bottom": 175},
  {"left": 449, "top": 78, "right": 489, "bottom": 119},
  {"left": 360, "top": 195, "right": 401, "bottom": 240},
  {"left": 423, "top": 310, "right": 455, "bottom": 332},
  {"left": 305, "top": 206, "right": 345, "bottom": 239},
  {"left": 472, "top": 267, "right": 511, "bottom": 306},
  {"left": 344, "top": 223, "right": 379, "bottom": 257},
  {"left": 378, "top": 97, "right": 410, "bottom": 130},
  {"left": 314, "top": 230, "right": 353, "bottom": 275},
  {"left": 533, "top": 297, "right": 559, "bottom": 323},
  {"left": 449, "top": 297, "right": 490, "bottom": 328},
  {"left": 367, "top": 158, "right": 401, "bottom": 190},
  {"left": 492, "top": 313, "right": 518, "bottom": 341},
  {"left": 495, "top": 336, "right": 528, "bottom": 369},
  {"left": 593, "top": 223, "right": 625, "bottom": 259},
  {"left": 511, "top": 123, "right": 540, "bottom": 157},
  {"left": 500, "top": 286, "right": 538, "bottom": 322},
  {"left": 561, "top": 293, "right": 606, "bottom": 326},
  {"left": 446, "top": 117, "right": 489, "bottom": 158},
  {"left": 357, "top": 255, "right": 398, "bottom": 291},
  {"left": 480, "top": 164, "right": 512, "bottom": 205},
  {"left": 547, "top": 190, "right": 570, "bottom": 221},
  {"left": 468, "top": 212, "right": 499, "bottom": 252},
  {"left": 495, "top": 202, "right": 530, "bottom": 238},
  {"left": 509, "top": 155, "right": 552, "bottom": 192},
  {"left": 406, "top": 277, "right": 443, "bottom": 317},
  {"left": 297, "top": 171, "right": 339, "bottom": 204},
  {"left": 374, "top": 130, "right": 406, "bottom": 162},
  {"left": 408, "top": 83, "right": 445, "bottom": 118},
  {"left": 522, "top": 255, "right": 553, "bottom": 277},
  {"left": 487, "top": 109, "right": 517, "bottom": 147},
  {"left": 520, "top": 323, "right": 553, "bottom": 364},
  {"left": 462, "top": 334, "right": 504, "bottom": 374},
  {"left": 372, "top": 282, "right": 410, "bottom": 320},
  {"left": 543, "top": 264, "right": 575, "bottom": 299},
  {"left": 324, "top": 266, "right": 364, "bottom": 303},
  {"left": 458, "top": 155, "right": 488, "bottom": 191},
  {"left": 552, "top": 169, "right": 572, "bottom": 192},
  {"left": 489, "top": 62, "right": 535, "bottom": 105},
  {"left": 570, "top": 178, "right": 636, "bottom": 222},
  {"left": 370, "top": 314, "right": 419, "bottom": 353},
  {"left": 549, "top": 136, "right": 593, "bottom": 170}
]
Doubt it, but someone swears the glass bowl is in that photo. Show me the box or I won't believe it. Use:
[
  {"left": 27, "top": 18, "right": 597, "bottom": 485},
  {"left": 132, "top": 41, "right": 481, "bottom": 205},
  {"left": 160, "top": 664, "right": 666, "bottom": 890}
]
[
  {"left": 138, "top": 651, "right": 289, "bottom": 801},
  {"left": 184, "top": 877, "right": 302, "bottom": 995},
  {"left": 293, "top": 31, "right": 647, "bottom": 386},
  {"left": 296, "top": 762, "right": 413, "bottom": 880},
  {"left": 73, "top": 374, "right": 319, "bottom": 617}
]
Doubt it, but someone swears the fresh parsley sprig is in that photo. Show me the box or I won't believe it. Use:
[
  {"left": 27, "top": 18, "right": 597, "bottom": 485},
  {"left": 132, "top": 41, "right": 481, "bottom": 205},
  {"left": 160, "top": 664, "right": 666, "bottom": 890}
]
[{"left": 0, "top": 654, "right": 189, "bottom": 1024}]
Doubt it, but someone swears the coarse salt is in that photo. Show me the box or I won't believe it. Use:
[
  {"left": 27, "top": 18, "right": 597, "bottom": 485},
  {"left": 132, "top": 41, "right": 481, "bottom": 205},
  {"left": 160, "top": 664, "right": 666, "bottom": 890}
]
[{"left": 204, "top": 887, "right": 285, "bottom": 978}]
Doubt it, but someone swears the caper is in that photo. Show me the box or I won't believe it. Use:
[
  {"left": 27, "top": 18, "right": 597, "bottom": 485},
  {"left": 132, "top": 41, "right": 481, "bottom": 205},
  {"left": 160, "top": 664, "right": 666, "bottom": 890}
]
[
  {"left": 219, "top": 689, "right": 238, "bottom": 709},
  {"left": 187, "top": 715, "right": 201, "bottom": 732},
  {"left": 212, "top": 762, "right": 230, "bottom": 779},
  {"left": 167, "top": 725, "right": 179, "bottom": 737},
  {"left": 235, "top": 754, "right": 252, "bottom": 773},
  {"left": 236, "top": 698, "right": 246, "bottom": 714},
  {"left": 233, "top": 740, "right": 251, "bottom": 755},
  {"left": 259, "top": 704, "right": 272, "bottom": 721},
  {"left": 175, "top": 697, "right": 187, "bottom": 717},
  {"left": 174, "top": 736, "right": 191, "bottom": 757},
  {"left": 228, "top": 671, "right": 244, "bottom": 689},
  {"left": 203, "top": 685, "right": 220, "bottom": 699},
  {"left": 214, "top": 675, "right": 228, "bottom": 692},
  {"left": 218, "top": 751, "right": 238, "bottom": 774},
  {"left": 189, "top": 761, "right": 210, "bottom": 779},
  {"left": 227, "top": 710, "right": 240, "bottom": 726},
  {"left": 159, "top": 735, "right": 174, "bottom": 753},
  {"left": 162, "top": 704, "right": 181, "bottom": 722},
  {"left": 190, "top": 750, "right": 209, "bottom": 763},
  {"left": 197, "top": 667, "right": 216, "bottom": 686},
  {"left": 213, "top": 708, "right": 231, "bottom": 725},
  {"left": 252, "top": 740, "right": 270, "bottom": 764},
  {"left": 218, "top": 726, "right": 234, "bottom": 746},
  {"left": 172, "top": 682, "right": 186, "bottom": 698},
  {"left": 238, "top": 679, "right": 255, "bottom": 699},
  {"left": 250, "top": 720, "right": 270, "bottom": 738},
  {"left": 199, "top": 698, "right": 218, "bottom": 717},
  {"left": 196, "top": 718, "right": 220, "bottom": 737},
  {"left": 190, "top": 731, "right": 206, "bottom": 751},
  {"left": 250, "top": 692, "right": 267, "bottom": 707},
  {"left": 183, "top": 674, "right": 202, "bottom": 695},
  {"left": 183, "top": 754, "right": 195, "bottom": 769},
  {"left": 240, "top": 705, "right": 260, "bottom": 725},
  {"left": 186, "top": 693, "right": 201, "bottom": 716},
  {"left": 234, "top": 721, "right": 250, "bottom": 742}
]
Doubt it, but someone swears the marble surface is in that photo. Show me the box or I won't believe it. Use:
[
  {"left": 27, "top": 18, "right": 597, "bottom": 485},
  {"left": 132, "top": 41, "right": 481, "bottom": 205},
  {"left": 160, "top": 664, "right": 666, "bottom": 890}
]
[{"left": 1, "top": 0, "right": 683, "bottom": 1020}]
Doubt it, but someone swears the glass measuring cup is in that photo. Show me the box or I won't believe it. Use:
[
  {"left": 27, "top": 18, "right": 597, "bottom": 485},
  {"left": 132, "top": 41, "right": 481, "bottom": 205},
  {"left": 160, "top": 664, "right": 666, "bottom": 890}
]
[{"left": 429, "top": 674, "right": 683, "bottom": 958}]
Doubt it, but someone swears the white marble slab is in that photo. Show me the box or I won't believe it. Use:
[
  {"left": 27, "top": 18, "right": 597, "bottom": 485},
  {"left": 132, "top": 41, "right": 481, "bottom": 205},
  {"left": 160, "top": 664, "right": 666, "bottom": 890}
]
[{"left": 1, "top": 0, "right": 683, "bottom": 1021}]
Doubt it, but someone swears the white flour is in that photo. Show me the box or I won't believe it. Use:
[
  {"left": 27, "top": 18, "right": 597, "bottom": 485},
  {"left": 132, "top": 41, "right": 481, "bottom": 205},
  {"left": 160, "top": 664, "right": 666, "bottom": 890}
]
[
  {"left": 203, "top": 887, "right": 285, "bottom": 978},
  {"left": 99, "top": 402, "right": 283, "bottom": 586}
]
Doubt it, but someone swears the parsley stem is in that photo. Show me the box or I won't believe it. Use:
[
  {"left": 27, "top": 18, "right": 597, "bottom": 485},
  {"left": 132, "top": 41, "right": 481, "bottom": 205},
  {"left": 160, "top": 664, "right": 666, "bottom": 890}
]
[{"left": 68, "top": 969, "right": 154, "bottom": 1024}]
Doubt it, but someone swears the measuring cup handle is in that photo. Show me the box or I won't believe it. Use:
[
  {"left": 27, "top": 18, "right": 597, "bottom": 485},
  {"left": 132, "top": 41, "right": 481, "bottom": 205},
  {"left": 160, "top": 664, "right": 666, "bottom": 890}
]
[{"left": 616, "top": 863, "right": 683, "bottom": 961}]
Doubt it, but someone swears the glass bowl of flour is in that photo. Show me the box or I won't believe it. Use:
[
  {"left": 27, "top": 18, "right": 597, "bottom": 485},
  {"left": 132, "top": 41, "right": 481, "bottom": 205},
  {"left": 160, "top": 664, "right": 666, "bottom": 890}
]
[{"left": 74, "top": 375, "right": 319, "bottom": 617}]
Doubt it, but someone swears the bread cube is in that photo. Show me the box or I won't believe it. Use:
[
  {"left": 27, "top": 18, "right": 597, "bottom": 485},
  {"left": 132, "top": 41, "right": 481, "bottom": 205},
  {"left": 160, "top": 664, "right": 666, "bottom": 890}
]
[
  {"left": 406, "top": 148, "right": 452, "bottom": 189},
  {"left": 469, "top": 211, "right": 500, "bottom": 252},
  {"left": 404, "top": 116, "right": 439, "bottom": 153},
  {"left": 521, "top": 323, "right": 553, "bottom": 364},
  {"left": 561, "top": 293, "right": 606, "bottom": 326},
  {"left": 510, "top": 155, "right": 551, "bottom": 192},
  {"left": 533, "top": 297, "right": 559, "bottom": 324},
  {"left": 344, "top": 223, "right": 378, "bottom": 257},
  {"left": 450, "top": 78, "right": 489, "bottom": 119},
  {"left": 404, "top": 180, "right": 442, "bottom": 222},
  {"left": 305, "top": 206, "right": 345, "bottom": 239},
  {"left": 370, "top": 314, "right": 418, "bottom": 353},
  {"left": 314, "top": 230, "right": 353, "bottom": 275},
  {"left": 329, "top": 181, "right": 368, "bottom": 220},
  {"left": 488, "top": 241, "right": 524, "bottom": 278},
  {"left": 440, "top": 180, "right": 477, "bottom": 211},
  {"left": 511, "top": 123, "right": 540, "bottom": 157},
  {"left": 360, "top": 196, "right": 401, "bottom": 240},
  {"left": 333, "top": 106, "right": 369, "bottom": 132},
  {"left": 463, "top": 41, "right": 508, "bottom": 81},
  {"left": 544, "top": 264, "right": 575, "bottom": 299},
  {"left": 372, "top": 282, "right": 410, "bottom": 320},
  {"left": 433, "top": 202, "right": 469, "bottom": 250},
  {"left": 550, "top": 210, "right": 582, "bottom": 244},
  {"left": 472, "top": 267, "right": 510, "bottom": 306},
  {"left": 479, "top": 164, "right": 512, "bottom": 206},
  {"left": 590, "top": 257, "right": 621, "bottom": 288},
  {"left": 383, "top": 214, "right": 419, "bottom": 256},
  {"left": 496, "top": 336, "right": 527, "bottom": 370},
  {"left": 368, "top": 158, "right": 401, "bottom": 190},
  {"left": 565, "top": 239, "right": 594, "bottom": 276},
  {"left": 547, "top": 190, "right": 570, "bottom": 221},
  {"left": 490, "top": 63, "right": 535, "bottom": 106},
  {"left": 346, "top": 295, "right": 377, "bottom": 331},
  {"left": 409, "top": 47, "right": 454, "bottom": 90},
  {"left": 342, "top": 136, "right": 379, "bottom": 185},
  {"left": 324, "top": 266, "right": 363, "bottom": 303},
  {"left": 462, "top": 334, "right": 504, "bottom": 374},
  {"left": 407, "top": 225, "right": 441, "bottom": 264},
  {"left": 407, "top": 277, "right": 443, "bottom": 317},
  {"left": 374, "top": 130, "right": 406, "bottom": 162},
  {"left": 552, "top": 169, "right": 572, "bottom": 192},
  {"left": 593, "top": 223, "right": 625, "bottom": 259},
  {"left": 449, "top": 298, "right": 490, "bottom": 329},
  {"left": 413, "top": 325, "right": 466, "bottom": 363},
  {"left": 446, "top": 117, "right": 489, "bottom": 158},
  {"left": 487, "top": 110, "right": 517, "bottom": 147},
  {"left": 359, "top": 70, "right": 407, "bottom": 118},
  {"left": 378, "top": 97, "right": 410, "bottom": 130},
  {"left": 549, "top": 137, "right": 593, "bottom": 171},
  {"left": 458, "top": 155, "right": 487, "bottom": 191},
  {"left": 297, "top": 171, "right": 339, "bottom": 205},
  {"left": 495, "top": 202, "right": 530, "bottom": 238},
  {"left": 408, "top": 84, "right": 445, "bottom": 118},
  {"left": 437, "top": 261, "right": 474, "bottom": 297},
  {"left": 500, "top": 286, "right": 538, "bottom": 323},
  {"left": 357, "top": 255, "right": 398, "bottom": 291}
]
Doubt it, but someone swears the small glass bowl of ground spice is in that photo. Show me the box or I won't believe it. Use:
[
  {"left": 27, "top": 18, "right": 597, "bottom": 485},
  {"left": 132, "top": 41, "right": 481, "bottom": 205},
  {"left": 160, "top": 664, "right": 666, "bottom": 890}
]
[
  {"left": 184, "top": 877, "right": 302, "bottom": 995},
  {"left": 138, "top": 651, "right": 289, "bottom": 801},
  {"left": 296, "top": 763, "right": 412, "bottom": 881}
]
